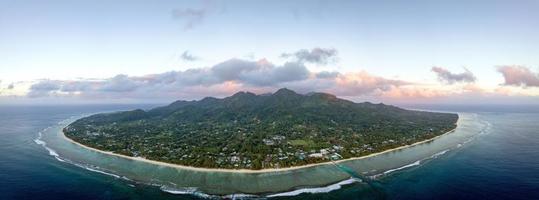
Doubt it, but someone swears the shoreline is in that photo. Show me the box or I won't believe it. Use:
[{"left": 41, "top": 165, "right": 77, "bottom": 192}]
[{"left": 61, "top": 118, "right": 458, "bottom": 174}]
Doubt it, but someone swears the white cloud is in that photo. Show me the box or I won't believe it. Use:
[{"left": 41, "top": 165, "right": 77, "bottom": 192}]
[{"left": 281, "top": 47, "right": 338, "bottom": 65}]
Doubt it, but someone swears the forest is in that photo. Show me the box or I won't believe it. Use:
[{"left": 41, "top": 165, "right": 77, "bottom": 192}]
[{"left": 64, "top": 88, "right": 458, "bottom": 170}]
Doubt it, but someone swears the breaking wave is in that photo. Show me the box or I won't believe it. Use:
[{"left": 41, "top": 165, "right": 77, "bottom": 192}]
[
  {"left": 75, "top": 163, "right": 122, "bottom": 179},
  {"left": 160, "top": 186, "right": 216, "bottom": 199},
  {"left": 34, "top": 123, "right": 128, "bottom": 181},
  {"left": 159, "top": 177, "right": 361, "bottom": 199},
  {"left": 34, "top": 130, "right": 60, "bottom": 159},
  {"left": 382, "top": 160, "right": 421, "bottom": 175},
  {"left": 369, "top": 148, "right": 454, "bottom": 179},
  {"left": 430, "top": 149, "right": 450, "bottom": 159},
  {"left": 266, "top": 178, "right": 360, "bottom": 198}
]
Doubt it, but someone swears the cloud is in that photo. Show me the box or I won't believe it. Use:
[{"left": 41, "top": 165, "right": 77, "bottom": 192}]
[
  {"left": 315, "top": 71, "right": 339, "bottom": 79},
  {"left": 281, "top": 47, "right": 338, "bottom": 65},
  {"left": 27, "top": 80, "right": 62, "bottom": 97},
  {"left": 171, "top": 8, "right": 208, "bottom": 30},
  {"left": 60, "top": 80, "right": 93, "bottom": 92},
  {"left": 22, "top": 61, "right": 536, "bottom": 104},
  {"left": 25, "top": 58, "right": 409, "bottom": 101},
  {"left": 332, "top": 71, "right": 409, "bottom": 96},
  {"left": 171, "top": 0, "right": 225, "bottom": 31},
  {"left": 180, "top": 51, "right": 198, "bottom": 61},
  {"left": 26, "top": 58, "right": 310, "bottom": 98},
  {"left": 148, "top": 58, "right": 311, "bottom": 87},
  {"left": 100, "top": 74, "right": 141, "bottom": 92},
  {"left": 265, "top": 70, "right": 409, "bottom": 98},
  {"left": 497, "top": 65, "right": 539, "bottom": 87},
  {"left": 21, "top": 56, "right": 539, "bottom": 104},
  {"left": 431, "top": 67, "right": 476, "bottom": 84},
  {"left": 0, "top": 81, "right": 15, "bottom": 92},
  {"left": 239, "top": 61, "right": 310, "bottom": 86}
]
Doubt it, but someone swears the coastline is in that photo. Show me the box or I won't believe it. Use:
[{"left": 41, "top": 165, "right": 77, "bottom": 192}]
[{"left": 61, "top": 118, "right": 458, "bottom": 174}]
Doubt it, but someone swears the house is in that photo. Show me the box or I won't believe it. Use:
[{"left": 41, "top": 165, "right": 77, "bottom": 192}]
[{"left": 308, "top": 153, "right": 323, "bottom": 158}]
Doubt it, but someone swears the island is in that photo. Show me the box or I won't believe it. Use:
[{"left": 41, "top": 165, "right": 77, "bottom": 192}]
[{"left": 63, "top": 88, "right": 458, "bottom": 170}]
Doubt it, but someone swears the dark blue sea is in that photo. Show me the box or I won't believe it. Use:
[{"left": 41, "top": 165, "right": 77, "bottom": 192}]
[{"left": 0, "top": 104, "right": 538, "bottom": 200}]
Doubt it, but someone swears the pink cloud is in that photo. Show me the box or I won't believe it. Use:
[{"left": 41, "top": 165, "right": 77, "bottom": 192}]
[
  {"left": 331, "top": 71, "right": 408, "bottom": 96},
  {"left": 18, "top": 58, "right": 539, "bottom": 104},
  {"left": 497, "top": 65, "right": 539, "bottom": 87},
  {"left": 381, "top": 86, "right": 450, "bottom": 99}
]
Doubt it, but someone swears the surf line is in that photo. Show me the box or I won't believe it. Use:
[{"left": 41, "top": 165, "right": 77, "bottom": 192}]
[{"left": 331, "top": 161, "right": 386, "bottom": 197}]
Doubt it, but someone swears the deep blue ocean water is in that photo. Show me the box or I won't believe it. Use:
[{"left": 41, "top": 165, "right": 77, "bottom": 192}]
[{"left": 0, "top": 105, "right": 538, "bottom": 200}]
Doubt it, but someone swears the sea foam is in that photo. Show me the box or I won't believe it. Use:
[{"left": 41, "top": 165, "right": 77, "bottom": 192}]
[
  {"left": 80, "top": 165, "right": 122, "bottom": 179},
  {"left": 34, "top": 120, "right": 126, "bottom": 181},
  {"left": 266, "top": 178, "right": 359, "bottom": 197},
  {"left": 160, "top": 186, "right": 213, "bottom": 199},
  {"left": 34, "top": 130, "right": 60, "bottom": 158},
  {"left": 161, "top": 177, "right": 360, "bottom": 198},
  {"left": 430, "top": 149, "right": 450, "bottom": 159},
  {"left": 383, "top": 160, "right": 421, "bottom": 175}
]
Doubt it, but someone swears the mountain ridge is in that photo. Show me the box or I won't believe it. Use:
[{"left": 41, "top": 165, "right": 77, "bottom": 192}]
[{"left": 64, "top": 88, "right": 458, "bottom": 170}]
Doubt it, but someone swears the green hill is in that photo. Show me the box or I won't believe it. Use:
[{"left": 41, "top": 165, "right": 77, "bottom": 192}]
[{"left": 64, "top": 88, "right": 458, "bottom": 170}]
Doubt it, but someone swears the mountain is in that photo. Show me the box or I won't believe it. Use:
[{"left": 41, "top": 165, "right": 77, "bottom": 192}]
[{"left": 64, "top": 88, "right": 458, "bottom": 170}]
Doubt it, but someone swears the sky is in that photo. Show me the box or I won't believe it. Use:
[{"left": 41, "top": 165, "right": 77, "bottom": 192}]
[{"left": 1, "top": 0, "right": 538, "bottom": 105}]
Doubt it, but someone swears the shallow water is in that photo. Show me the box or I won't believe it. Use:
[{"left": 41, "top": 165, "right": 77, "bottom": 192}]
[{"left": 1, "top": 105, "right": 538, "bottom": 199}]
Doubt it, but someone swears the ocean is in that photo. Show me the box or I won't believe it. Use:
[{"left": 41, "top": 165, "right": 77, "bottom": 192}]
[{"left": 0, "top": 105, "right": 538, "bottom": 200}]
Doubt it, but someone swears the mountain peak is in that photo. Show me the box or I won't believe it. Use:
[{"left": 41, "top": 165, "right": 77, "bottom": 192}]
[
  {"left": 231, "top": 91, "right": 256, "bottom": 98},
  {"left": 273, "top": 88, "right": 298, "bottom": 96}
]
